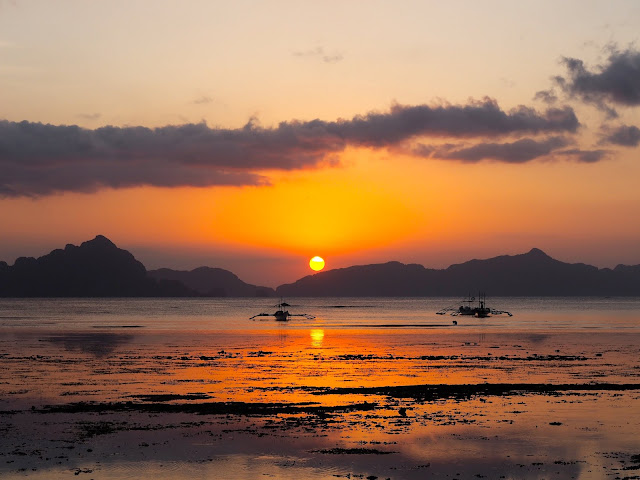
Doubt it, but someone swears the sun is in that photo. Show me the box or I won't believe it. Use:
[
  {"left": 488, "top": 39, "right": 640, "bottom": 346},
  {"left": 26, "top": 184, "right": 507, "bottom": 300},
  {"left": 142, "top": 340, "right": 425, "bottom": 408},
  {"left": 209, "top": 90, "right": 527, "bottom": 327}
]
[{"left": 309, "top": 256, "right": 325, "bottom": 272}]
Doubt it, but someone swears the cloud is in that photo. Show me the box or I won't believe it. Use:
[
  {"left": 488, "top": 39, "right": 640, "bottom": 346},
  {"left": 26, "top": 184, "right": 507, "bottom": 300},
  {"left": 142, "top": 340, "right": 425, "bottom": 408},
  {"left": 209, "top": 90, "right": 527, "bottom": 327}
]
[
  {"left": 534, "top": 89, "right": 558, "bottom": 104},
  {"left": 0, "top": 99, "right": 580, "bottom": 197},
  {"left": 339, "top": 99, "right": 578, "bottom": 146},
  {"left": 0, "top": 120, "right": 274, "bottom": 197},
  {"left": 555, "top": 46, "right": 640, "bottom": 117},
  {"left": 193, "top": 95, "right": 213, "bottom": 105},
  {"left": 600, "top": 124, "right": 640, "bottom": 147},
  {"left": 292, "top": 46, "right": 344, "bottom": 64},
  {"left": 413, "top": 137, "right": 570, "bottom": 163},
  {"left": 559, "top": 148, "right": 608, "bottom": 163}
]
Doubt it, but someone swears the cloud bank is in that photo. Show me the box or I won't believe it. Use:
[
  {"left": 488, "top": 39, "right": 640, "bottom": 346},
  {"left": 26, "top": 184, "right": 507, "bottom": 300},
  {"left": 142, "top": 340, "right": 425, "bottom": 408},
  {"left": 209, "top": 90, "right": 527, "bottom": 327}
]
[
  {"left": 0, "top": 99, "right": 580, "bottom": 197},
  {"left": 601, "top": 124, "right": 640, "bottom": 147},
  {"left": 556, "top": 46, "right": 640, "bottom": 117},
  {"left": 414, "top": 137, "right": 572, "bottom": 163},
  {"left": 560, "top": 148, "right": 608, "bottom": 163}
]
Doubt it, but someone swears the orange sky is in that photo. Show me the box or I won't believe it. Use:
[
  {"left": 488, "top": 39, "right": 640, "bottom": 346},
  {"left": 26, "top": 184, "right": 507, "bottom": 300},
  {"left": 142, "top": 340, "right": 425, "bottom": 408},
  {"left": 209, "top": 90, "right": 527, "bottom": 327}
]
[
  {"left": 2, "top": 144, "right": 639, "bottom": 286},
  {"left": 1, "top": 2, "right": 640, "bottom": 287}
]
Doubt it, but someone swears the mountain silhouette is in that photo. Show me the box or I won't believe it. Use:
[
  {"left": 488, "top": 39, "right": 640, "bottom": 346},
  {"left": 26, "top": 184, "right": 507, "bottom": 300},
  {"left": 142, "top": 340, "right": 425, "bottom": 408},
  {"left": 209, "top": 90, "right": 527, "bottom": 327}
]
[
  {"left": 0, "top": 235, "right": 193, "bottom": 297},
  {"left": 148, "top": 267, "right": 275, "bottom": 297},
  {"left": 1, "top": 235, "right": 152, "bottom": 296},
  {"left": 1, "top": 239, "right": 639, "bottom": 297},
  {"left": 0, "top": 235, "right": 275, "bottom": 297},
  {"left": 276, "top": 248, "right": 640, "bottom": 296}
]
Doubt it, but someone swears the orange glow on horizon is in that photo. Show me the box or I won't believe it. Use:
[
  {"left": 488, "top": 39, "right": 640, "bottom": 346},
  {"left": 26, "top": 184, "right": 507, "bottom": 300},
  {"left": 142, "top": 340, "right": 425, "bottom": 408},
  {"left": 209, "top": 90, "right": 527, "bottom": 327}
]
[
  {"left": 1, "top": 147, "right": 640, "bottom": 282},
  {"left": 204, "top": 148, "right": 427, "bottom": 256}
]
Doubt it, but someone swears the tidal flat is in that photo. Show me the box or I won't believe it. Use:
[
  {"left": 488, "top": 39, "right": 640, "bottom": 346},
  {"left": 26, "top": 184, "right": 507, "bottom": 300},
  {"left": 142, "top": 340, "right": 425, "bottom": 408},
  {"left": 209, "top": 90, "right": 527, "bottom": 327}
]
[{"left": 0, "top": 298, "right": 639, "bottom": 479}]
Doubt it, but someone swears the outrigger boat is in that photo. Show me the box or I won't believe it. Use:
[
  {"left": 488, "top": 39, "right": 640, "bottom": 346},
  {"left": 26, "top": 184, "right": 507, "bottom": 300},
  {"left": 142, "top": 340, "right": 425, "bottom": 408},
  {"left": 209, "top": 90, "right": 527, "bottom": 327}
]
[
  {"left": 437, "top": 293, "right": 512, "bottom": 318},
  {"left": 250, "top": 300, "right": 315, "bottom": 321}
]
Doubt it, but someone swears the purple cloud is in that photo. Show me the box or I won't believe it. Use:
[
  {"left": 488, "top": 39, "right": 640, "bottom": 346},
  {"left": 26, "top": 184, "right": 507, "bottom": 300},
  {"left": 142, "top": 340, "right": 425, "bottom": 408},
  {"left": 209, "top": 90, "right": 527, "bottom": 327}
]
[
  {"left": 414, "top": 137, "right": 570, "bottom": 163},
  {"left": 555, "top": 46, "right": 640, "bottom": 117},
  {"left": 0, "top": 99, "right": 580, "bottom": 197},
  {"left": 559, "top": 148, "right": 608, "bottom": 163},
  {"left": 601, "top": 124, "right": 640, "bottom": 147}
]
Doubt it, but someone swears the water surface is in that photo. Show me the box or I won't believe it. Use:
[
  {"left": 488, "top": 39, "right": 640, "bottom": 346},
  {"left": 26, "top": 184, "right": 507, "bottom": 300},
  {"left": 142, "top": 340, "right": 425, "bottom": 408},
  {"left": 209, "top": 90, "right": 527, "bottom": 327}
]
[{"left": 1, "top": 297, "right": 639, "bottom": 479}]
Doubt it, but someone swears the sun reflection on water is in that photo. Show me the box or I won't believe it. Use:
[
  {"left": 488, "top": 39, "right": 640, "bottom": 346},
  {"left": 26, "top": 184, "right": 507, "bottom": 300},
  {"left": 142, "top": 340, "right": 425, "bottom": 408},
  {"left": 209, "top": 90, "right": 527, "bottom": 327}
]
[{"left": 310, "top": 328, "right": 324, "bottom": 348}]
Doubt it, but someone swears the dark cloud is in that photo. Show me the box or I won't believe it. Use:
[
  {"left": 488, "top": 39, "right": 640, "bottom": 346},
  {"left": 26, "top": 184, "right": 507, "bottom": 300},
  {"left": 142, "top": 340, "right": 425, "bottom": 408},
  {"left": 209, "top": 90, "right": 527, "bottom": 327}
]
[
  {"left": 556, "top": 46, "right": 640, "bottom": 117},
  {"left": 534, "top": 89, "right": 558, "bottom": 104},
  {"left": 0, "top": 99, "right": 580, "bottom": 197},
  {"left": 414, "top": 137, "right": 570, "bottom": 163},
  {"left": 0, "top": 157, "right": 269, "bottom": 197},
  {"left": 601, "top": 124, "right": 640, "bottom": 147},
  {"left": 331, "top": 99, "right": 579, "bottom": 146},
  {"left": 559, "top": 148, "right": 608, "bottom": 163}
]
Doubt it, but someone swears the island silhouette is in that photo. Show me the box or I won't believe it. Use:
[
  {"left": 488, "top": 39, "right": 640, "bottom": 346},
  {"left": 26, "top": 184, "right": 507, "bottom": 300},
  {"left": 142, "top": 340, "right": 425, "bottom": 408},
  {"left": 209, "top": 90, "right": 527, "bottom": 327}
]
[{"left": 1, "top": 235, "right": 638, "bottom": 297}]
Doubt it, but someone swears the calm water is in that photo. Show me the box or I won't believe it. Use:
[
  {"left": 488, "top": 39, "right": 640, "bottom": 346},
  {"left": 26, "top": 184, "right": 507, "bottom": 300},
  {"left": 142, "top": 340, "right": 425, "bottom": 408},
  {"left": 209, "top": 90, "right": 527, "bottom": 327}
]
[
  {"left": 2, "top": 296, "right": 640, "bottom": 331},
  {"left": 1, "top": 297, "right": 639, "bottom": 479}
]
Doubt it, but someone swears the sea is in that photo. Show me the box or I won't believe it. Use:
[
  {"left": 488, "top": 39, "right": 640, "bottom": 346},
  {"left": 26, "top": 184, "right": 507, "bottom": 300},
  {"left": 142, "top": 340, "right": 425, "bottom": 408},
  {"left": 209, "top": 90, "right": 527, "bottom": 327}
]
[
  {"left": 1, "top": 297, "right": 639, "bottom": 479},
  {"left": 2, "top": 296, "right": 640, "bottom": 331}
]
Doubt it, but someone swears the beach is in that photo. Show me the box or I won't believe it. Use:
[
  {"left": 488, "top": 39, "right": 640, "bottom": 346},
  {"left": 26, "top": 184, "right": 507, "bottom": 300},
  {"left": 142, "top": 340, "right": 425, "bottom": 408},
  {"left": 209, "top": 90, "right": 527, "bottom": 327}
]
[{"left": 1, "top": 298, "right": 639, "bottom": 479}]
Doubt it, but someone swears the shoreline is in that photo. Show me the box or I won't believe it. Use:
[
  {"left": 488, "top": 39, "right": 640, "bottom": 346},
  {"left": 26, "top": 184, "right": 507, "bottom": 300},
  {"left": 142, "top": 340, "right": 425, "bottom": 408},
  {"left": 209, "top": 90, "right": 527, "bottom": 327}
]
[
  {"left": 1, "top": 298, "right": 639, "bottom": 478},
  {"left": 2, "top": 383, "right": 639, "bottom": 479}
]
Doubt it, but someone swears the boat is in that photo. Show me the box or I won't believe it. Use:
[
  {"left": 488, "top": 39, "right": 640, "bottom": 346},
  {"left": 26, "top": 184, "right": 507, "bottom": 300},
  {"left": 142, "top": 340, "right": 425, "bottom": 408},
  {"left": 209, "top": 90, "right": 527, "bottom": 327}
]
[
  {"left": 250, "top": 300, "right": 315, "bottom": 321},
  {"left": 437, "top": 293, "right": 512, "bottom": 318},
  {"left": 273, "top": 304, "right": 290, "bottom": 322}
]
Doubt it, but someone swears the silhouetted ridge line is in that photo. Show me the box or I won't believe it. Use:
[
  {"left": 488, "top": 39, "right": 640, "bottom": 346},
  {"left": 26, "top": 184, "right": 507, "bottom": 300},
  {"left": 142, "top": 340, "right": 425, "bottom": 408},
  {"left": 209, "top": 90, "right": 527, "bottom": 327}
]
[
  {"left": 276, "top": 249, "right": 640, "bottom": 297},
  {"left": 148, "top": 266, "right": 275, "bottom": 297},
  {"left": 1, "top": 239, "right": 639, "bottom": 297},
  {"left": 0, "top": 236, "right": 273, "bottom": 298}
]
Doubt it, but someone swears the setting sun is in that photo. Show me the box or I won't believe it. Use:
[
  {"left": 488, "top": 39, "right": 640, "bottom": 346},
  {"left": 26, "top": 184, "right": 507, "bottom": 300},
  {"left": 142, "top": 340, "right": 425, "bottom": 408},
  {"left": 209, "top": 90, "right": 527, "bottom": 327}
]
[{"left": 309, "top": 256, "right": 325, "bottom": 272}]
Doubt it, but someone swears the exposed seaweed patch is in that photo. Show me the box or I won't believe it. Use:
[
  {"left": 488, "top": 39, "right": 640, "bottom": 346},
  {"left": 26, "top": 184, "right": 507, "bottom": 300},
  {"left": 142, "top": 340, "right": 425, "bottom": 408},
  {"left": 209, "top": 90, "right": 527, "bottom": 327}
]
[
  {"left": 311, "top": 383, "right": 640, "bottom": 401},
  {"left": 73, "top": 468, "right": 94, "bottom": 475},
  {"left": 91, "top": 325, "right": 144, "bottom": 328},
  {"left": 129, "top": 393, "right": 212, "bottom": 402},
  {"left": 77, "top": 421, "right": 120, "bottom": 438},
  {"left": 36, "top": 400, "right": 378, "bottom": 416},
  {"left": 332, "top": 354, "right": 588, "bottom": 362},
  {"left": 311, "top": 447, "right": 395, "bottom": 455},
  {"left": 622, "top": 453, "right": 640, "bottom": 471}
]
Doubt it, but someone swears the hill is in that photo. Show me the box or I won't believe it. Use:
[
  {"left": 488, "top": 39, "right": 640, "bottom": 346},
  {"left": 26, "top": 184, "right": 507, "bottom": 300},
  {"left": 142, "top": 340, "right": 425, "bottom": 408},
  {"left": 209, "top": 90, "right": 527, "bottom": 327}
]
[
  {"left": 2, "top": 239, "right": 638, "bottom": 297},
  {"left": 275, "top": 248, "right": 640, "bottom": 296},
  {"left": 148, "top": 267, "right": 275, "bottom": 297},
  {"left": 0, "top": 235, "right": 274, "bottom": 297},
  {"left": 0, "top": 235, "right": 190, "bottom": 297},
  {"left": 0, "top": 235, "right": 275, "bottom": 298}
]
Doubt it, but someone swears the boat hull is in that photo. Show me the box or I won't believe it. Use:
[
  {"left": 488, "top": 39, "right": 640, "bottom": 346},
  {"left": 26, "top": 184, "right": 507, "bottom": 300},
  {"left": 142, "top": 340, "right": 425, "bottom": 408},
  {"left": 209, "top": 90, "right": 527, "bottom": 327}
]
[{"left": 274, "top": 310, "right": 290, "bottom": 321}]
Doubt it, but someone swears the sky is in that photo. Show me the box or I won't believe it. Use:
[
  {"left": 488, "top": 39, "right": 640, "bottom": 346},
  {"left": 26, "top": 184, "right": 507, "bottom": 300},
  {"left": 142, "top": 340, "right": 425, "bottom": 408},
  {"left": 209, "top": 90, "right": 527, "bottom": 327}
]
[{"left": 1, "top": 0, "right": 640, "bottom": 287}]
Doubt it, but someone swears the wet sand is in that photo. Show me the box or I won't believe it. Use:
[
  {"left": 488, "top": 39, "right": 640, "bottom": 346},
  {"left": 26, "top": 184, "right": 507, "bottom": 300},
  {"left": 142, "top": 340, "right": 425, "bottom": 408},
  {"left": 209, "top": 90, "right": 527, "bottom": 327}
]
[{"left": 1, "top": 302, "right": 640, "bottom": 479}]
